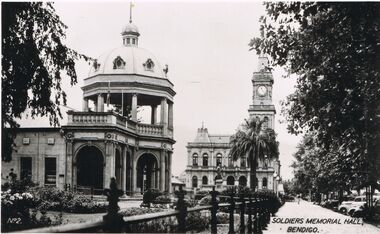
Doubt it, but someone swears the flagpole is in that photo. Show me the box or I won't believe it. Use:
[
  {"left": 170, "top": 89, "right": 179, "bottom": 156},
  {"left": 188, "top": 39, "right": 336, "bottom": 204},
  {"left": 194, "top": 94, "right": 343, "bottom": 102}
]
[
  {"left": 129, "top": 2, "right": 133, "bottom": 23},
  {"left": 121, "top": 89, "right": 124, "bottom": 116}
]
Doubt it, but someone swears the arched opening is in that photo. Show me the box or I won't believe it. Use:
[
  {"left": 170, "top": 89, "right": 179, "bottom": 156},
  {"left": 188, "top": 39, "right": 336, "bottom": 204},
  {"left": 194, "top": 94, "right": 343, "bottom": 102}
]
[
  {"left": 76, "top": 146, "right": 104, "bottom": 190},
  {"left": 263, "top": 116, "right": 269, "bottom": 129},
  {"left": 192, "top": 176, "right": 198, "bottom": 188},
  {"left": 202, "top": 176, "right": 208, "bottom": 185},
  {"left": 227, "top": 176, "right": 235, "bottom": 185},
  {"left": 262, "top": 177, "right": 268, "bottom": 189},
  {"left": 202, "top": 153, "right": 208, "bottom": 167},
  {"left": 239, "top": 176, "right": 247, "bottom": 187},
  {"left": 137, "top": 153, "right": 158, "bottom": 194},
  {"left": 193, "top": 153, "right": 198, "bottom": 166},
  {"left": 216, "top": 153, "right": 222, "bottom": 167},
  {"left": 115, "top": 149, "right": 122, "bottom": 188}
]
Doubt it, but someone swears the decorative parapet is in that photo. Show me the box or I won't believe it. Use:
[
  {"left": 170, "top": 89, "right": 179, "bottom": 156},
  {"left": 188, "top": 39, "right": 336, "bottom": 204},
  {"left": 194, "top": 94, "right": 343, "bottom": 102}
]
[
  {"left": 187, "top": 142, "right": 230, "bottom": 148},
  {"left": 137, "top": 123, "right": 164, "bottom": 136},
  {"left": 66, "top": 111, "right": 171, "bottom": 139}
]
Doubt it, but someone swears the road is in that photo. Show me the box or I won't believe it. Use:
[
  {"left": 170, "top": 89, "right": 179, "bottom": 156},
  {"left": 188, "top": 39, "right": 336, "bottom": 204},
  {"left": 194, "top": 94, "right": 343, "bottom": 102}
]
[{"left": 264, "top": 200, "right": 380, "bottom": 234}]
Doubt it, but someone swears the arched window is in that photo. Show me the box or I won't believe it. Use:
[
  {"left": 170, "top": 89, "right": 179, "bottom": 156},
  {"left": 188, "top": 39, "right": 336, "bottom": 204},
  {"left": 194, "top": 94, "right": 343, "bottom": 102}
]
[
  {"left": 239, "top": 176, "right": 247, "bottom": 186},
  {"left": 113, "top": 56, "right": 126, "bottom": 69},
  {"left": 227, "top": 176, "right": 235, "bottom": 185},
  {"left": 202, "top": 176, "right": 208, "bottom": 185},
  {"left": 192, "top": 176, "right": 198, "bottom": 188},
  {"left": 192, "top": 153, "right": 198, "bottom": 166},
  {"left": 240, "top": 157, "right": 246, "bottom": 167},
  {"left": 202, "top": 153, "right": 208, "bottom": 167},
  {"left": 262, "top": 177, "right": 268, "bottom": 189},
  {"left": 216, "top": 153, "right": 222, "bottom": 167}
]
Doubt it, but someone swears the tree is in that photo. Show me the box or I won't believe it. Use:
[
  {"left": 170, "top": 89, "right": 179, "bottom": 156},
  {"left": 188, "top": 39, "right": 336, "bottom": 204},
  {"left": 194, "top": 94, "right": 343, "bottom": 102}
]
[
  {"left": 229, "top": 118, "right": 279, "bottom": 190},
  {"left": 2, "top": 2, "right": 90, "bottom": 161},
  {"left": 250, "top": 2, "right": 380, "bottom": 190}
]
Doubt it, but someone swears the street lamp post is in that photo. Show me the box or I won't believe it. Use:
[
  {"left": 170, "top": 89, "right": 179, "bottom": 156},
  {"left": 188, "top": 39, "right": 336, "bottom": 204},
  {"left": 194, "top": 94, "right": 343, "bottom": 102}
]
[{"left": 273, "top": 172, "right": 278, "bottom": 193}]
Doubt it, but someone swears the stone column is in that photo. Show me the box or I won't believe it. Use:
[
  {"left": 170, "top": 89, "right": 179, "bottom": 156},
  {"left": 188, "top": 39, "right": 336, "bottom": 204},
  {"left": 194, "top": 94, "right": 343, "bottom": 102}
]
[
  {"left": 93, "top": 100, "right": 98, "bottom": 112},
  {"left": 104, "top": 142, "right": 114, "bottom": 189},
  {"left": 160, "top": 98, "right": 168, "bottom": 135},
  {"left": 131, "top": 94, "right": 138, "bottom": 122},
  {"left": 131, "top": 149, "right": 137, "bottom": 195},
  {"left": 168, "top": 152, "right": 172, "bottom": 193},
  {"left": 168, "top": 102, "right": 173, "bottom": 128},
  {"left": 122, "top": 147, "right": 127, "bottom": 194},
  {"left": 82, "top": 98, "right": 89, "bottom": 111},
  {"left": 155, "top": 167, "right": 159, "bottom": 189},
  {"left": 97, "top": 94, "right": 104, "bottom": 112},
  {"left": 66, "top": 140, "right": 73, "bottom": 186},
  {"left": 160, "top": 151, "right": 166, "bottom": 191},
  {"left": 151, "top": 105, "right": 158, "bottom": 124}
]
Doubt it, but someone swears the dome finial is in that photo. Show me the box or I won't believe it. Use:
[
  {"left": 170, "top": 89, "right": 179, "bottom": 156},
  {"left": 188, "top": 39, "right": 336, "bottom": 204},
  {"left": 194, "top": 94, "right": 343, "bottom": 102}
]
[{"left": 129, "top": 2, "right": 134, "bottom": 23}]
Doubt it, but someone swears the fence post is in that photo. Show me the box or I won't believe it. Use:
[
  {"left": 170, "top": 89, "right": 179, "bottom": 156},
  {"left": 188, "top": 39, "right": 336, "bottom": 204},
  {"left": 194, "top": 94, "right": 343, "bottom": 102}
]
[
  {"left": 247, "top": 194, "right": 253, "bottom": 234},
  {"left": 175, "top": 185, "right": 187, "bottom": 233},
  {"left": 258, "top": 197, "right": 263, "bottom": 233},
  {"left": 228, "top": 193, "right": 235, "bottom": 234},
  {"left": 240, "top": 193, "right": 245, "bottom": 234},
  {"left": 103, "top": 177, "right": 123, "bottom": 232},
  {"left": 210, "top": 186, "right": 219, "bottom": 234},
  {"left": 253, "top": 194, "right": 258, "bottom": 234},
  {"left": 263, "top": 198, "right": 269, "bottom": 230}
]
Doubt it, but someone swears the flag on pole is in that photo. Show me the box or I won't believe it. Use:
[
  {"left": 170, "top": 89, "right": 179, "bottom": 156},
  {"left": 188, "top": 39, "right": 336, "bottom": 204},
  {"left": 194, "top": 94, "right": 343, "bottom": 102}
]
[{"left": 106, "top": 81, "right": 110, "bottom": 107}]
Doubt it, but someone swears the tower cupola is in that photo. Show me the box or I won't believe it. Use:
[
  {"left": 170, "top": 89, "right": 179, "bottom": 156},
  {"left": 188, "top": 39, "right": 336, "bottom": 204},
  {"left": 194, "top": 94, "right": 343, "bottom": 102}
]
[{"left": 122, "top": 3, "right": 139, "bottom": 47}]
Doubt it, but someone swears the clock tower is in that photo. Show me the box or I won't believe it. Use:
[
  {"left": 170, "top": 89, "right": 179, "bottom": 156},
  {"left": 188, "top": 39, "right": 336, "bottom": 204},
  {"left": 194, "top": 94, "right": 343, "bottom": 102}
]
[{"left": 248, "top": 56, "right": 276, "bottom": 129}]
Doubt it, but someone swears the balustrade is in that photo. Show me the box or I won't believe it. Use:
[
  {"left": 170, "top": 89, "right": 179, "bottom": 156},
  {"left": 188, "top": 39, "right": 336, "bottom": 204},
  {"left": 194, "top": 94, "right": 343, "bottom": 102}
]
[
  {"left": 67, "top": 111, "right": 171, "bottom": 138},
  {"left": 137, "top": 123, "right": 164, "bottom": 136}
]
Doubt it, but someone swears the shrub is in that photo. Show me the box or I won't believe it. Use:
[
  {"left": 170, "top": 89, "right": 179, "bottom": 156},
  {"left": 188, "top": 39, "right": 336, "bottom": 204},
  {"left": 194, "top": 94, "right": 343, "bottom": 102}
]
[
  {"left": 194, "top": 190, "right": 209, "bottom": 200},
  {"left": 119, "top": 207, "right": 165, "bottom": 217},
  {"left": 198, "top": 195, "right": 218, "bottom": 206},
  {"left": 154, "top": 195, "right": 171, "bottom": 203},
  {"left": 185, "top": 212, "right": 210, "bottom": 232},
  {"left": 143, "top": 189, "right": 163, "bottom": 204},
  {"left": 217, "top": 212, "right": 229, "bottom": 224},
  {"left": 31, "top": 186, "right": 107, "bottom": 213},
  {"left": 1, "top": 189, "right": 60, "bottom": 232},
  {"left": 172, "top": 198, "right": 198, "bottom": 209}
]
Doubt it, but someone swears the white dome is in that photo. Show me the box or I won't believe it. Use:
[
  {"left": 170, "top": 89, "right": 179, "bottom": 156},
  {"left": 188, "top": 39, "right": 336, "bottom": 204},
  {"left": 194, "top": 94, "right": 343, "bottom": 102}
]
[{"left": 88, "top": 46, "right": 165, "bottom": 78}]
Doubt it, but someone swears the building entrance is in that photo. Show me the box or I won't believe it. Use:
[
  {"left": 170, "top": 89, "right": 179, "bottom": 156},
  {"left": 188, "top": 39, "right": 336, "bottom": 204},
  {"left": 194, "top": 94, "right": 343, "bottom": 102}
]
[
  {"left": 76, "top": 146, "right": 104, "bottom": 191},
  {"left": 136, "top": 153, "right": 158, "bottom": 194}
]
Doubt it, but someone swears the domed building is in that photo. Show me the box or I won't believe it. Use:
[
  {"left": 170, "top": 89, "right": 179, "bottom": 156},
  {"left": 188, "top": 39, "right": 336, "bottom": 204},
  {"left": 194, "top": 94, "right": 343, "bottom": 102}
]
[{"left": 1, "top": 18, "right": 176, "bottom": 196}]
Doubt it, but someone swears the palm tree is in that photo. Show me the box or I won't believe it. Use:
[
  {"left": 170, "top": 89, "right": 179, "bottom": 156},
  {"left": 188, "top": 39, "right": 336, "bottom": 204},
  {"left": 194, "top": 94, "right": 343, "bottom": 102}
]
[{"left": 229, "top": 118, "right": 279, "bottom": 190}]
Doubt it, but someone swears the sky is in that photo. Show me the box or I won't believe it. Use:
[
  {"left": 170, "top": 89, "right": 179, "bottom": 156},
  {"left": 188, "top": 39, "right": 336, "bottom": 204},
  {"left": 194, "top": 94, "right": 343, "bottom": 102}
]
[{"left": 18, "top": 1, "right": 301, "bottom": 179}]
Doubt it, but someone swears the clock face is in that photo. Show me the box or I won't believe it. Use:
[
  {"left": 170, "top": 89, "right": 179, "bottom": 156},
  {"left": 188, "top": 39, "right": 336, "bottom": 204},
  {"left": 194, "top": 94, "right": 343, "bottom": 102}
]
[{"left": 257, "top": 86, "right": 267, "bottom": 96}]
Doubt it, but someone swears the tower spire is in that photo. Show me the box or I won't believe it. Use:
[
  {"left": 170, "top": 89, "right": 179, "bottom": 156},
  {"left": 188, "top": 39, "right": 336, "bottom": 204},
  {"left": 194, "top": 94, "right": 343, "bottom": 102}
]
[{"left": 129, "top": 2, "right": 134, "bottom": 23}]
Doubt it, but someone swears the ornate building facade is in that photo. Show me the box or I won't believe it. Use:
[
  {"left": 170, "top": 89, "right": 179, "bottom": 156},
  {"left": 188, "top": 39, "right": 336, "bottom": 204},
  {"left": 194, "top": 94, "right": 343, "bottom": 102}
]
[
  {"left": 2, "top": 17, "right": 175, "bottom": 196},
  {"left": 185, "top": 56, "right": 281, "bottom": 192}
]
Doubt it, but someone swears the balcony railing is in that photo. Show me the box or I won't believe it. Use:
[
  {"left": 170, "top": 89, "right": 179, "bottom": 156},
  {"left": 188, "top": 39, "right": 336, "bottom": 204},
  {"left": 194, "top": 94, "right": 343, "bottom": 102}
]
[
  {"left": 66, "top": 111, "right": 170, "bottom": 138},
  {"left": 137, "top": 123, "right": 163, "bottom": 136}
]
